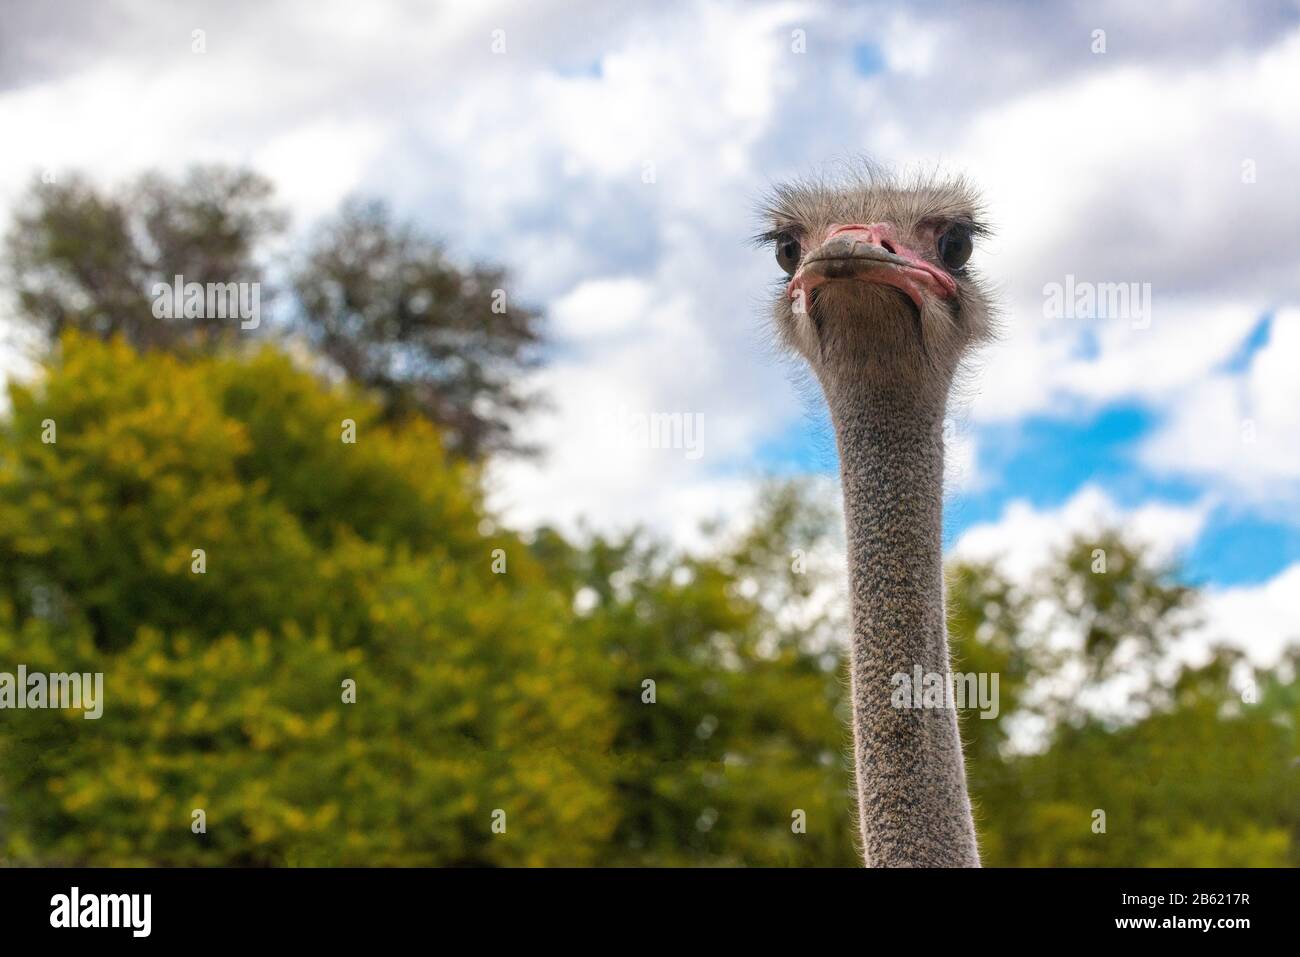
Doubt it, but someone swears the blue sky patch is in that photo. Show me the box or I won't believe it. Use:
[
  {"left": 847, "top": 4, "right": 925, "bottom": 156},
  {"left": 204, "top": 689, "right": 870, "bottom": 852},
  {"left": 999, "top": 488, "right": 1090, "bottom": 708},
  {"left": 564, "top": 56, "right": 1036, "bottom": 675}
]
[
  {"left": 1184, "top": 507, "right": 1300, "bottom": 587},
  {"left": 755, "top": 397, "right": 1295, "bottom": 586},
  {"left": 1219, "top": 313, "right": 1272, "bottom": 373},
  {"left": 852, "top": 43, "right": 886, "bottom": 76}
]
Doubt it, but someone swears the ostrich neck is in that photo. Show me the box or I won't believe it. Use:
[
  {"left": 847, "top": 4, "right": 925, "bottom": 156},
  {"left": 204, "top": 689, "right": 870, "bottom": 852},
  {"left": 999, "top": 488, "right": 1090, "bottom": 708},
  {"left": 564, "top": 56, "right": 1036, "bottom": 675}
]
[{"left": 826, "top": 377, "right": 980, "bottom": 867}]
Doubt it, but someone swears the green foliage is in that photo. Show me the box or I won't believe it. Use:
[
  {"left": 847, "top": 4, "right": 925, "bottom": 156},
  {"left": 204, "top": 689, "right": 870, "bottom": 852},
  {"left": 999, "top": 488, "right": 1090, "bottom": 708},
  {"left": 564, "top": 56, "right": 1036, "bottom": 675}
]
[
  {"left": 3, "top": 168, "right": 284, "bottom": 352},
  {"left": 0, "top": 335, "right": 611, "bottom": 865},
  {"left": 949, "top": 539, "right": 1299, "bottom": 868},
  {"left": 292, "top": 199, "right": 544, "bottom": 460},
  {"left": 3, "top": 167, "right": 542, "bottom": 460},
  {"left": 0, "top": 336, "right": 859, "bottom": 866},
  {"left": 0, "top": 335, "right": 1292, "bottom": 866},
  {"left": 530, "top": 482, "right": 858, "bottom": 865}
]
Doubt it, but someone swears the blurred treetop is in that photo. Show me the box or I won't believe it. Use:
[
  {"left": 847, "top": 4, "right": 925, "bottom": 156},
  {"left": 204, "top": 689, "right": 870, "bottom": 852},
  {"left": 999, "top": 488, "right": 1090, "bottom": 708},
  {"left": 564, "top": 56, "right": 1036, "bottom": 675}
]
[{"left": 3, "top": 167, "right": 542, "bottom": 460}]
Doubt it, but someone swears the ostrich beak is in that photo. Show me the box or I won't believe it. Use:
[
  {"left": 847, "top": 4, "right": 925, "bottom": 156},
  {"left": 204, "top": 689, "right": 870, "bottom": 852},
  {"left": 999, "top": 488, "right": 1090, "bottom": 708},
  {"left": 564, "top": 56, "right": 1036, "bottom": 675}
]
[{"left": 788, "top": 226, "right": 957, "bottom": 312}]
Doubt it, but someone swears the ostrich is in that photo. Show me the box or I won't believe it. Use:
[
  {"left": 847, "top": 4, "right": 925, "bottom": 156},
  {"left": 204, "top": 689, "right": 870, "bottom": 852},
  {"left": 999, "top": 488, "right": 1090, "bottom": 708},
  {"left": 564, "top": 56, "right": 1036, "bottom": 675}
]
[{"left": 758, "top": 165, "right": 992, "bottom": 867}]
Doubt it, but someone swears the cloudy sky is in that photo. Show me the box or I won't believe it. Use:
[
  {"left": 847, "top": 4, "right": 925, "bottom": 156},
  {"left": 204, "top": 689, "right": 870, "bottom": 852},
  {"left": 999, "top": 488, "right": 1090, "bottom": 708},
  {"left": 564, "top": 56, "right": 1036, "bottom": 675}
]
[{"left": 2, "top": 0, "right": 1298, "bottom": 661}]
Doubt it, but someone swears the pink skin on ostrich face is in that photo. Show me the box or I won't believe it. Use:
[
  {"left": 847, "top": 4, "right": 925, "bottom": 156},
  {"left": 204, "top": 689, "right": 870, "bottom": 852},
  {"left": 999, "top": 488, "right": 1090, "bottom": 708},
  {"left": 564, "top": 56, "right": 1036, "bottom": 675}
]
[{"left": 786, "top": 222, "right": 957, "bottom": 312}]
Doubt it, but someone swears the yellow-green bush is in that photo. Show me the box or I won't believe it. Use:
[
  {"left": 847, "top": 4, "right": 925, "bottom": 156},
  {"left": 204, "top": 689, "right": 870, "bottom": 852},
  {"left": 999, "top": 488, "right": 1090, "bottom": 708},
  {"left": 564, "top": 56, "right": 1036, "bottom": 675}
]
[{"left": 0, "top": 334, "right": 614, "bottom": 865}]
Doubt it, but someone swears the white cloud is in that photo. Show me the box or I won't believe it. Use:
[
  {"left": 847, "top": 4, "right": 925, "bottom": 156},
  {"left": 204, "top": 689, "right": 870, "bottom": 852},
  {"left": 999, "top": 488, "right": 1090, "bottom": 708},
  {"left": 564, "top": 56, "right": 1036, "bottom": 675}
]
[
  {"left": 950, "top": 28, "right": 1300, "bottom": 424},
  {"left": 950, "top": 485, "right": 1300, "bottom": 665},
  {"left": 253, "top": 119, "right": 388, "bottom": 223},
  {"left": 1142, "top": 308, "right": 1300, "bottom": 498},
  {"left": 549, "top": 278, "right": 654, "bottom": 341},
  {"left": 1197, "top": 563, "right": 1300, "bottom": 665},
  {"left": 951, "top": 484, "right": 1211, "bottom": 583}
]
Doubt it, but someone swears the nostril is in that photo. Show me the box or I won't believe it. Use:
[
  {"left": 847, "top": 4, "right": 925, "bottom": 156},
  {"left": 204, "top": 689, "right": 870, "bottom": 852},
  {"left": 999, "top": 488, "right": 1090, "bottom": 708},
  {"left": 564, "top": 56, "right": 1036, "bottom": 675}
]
[{"left": 880, "top": 239, "right": 896, "bottom": 254}]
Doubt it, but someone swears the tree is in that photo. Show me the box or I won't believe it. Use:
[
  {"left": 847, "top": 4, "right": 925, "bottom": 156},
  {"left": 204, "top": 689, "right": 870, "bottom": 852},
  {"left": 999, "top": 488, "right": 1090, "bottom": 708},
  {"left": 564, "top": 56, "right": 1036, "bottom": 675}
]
[
  {"left": 947, "top": 534, "right": 1299, "bottom": 867},
  {"left": 292, "top": 199, "right": 543, "bottom": 460},
  {"left": 0, "top": 337, "right": 858, "bottom": 866},
  {"left": 0, "top": 334, "right": 1291, "bottom": 866},
  {"left": 0, "top": 334, "right": 611, "bottom": 865},
  {"left": 3, "top": 168, "right": 544, "bottom": 460},
  {"left": 528, "top": 482, "right": 860, "bottom": 865},
  {"left": 3, "top": 167, "right": 285, "bottom": 352},
  {"left": 1043, "top": 530, "right": 1201, "bottom": 725}
]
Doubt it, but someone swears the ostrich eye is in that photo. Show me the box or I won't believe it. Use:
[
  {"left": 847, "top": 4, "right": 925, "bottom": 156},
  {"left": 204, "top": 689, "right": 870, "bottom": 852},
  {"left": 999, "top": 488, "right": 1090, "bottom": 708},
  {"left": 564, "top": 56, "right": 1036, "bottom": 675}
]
[
  {"left": 937, "top": 225, "right": 973, "bottom": 270},
  {"left": 774, "top": 234, "right": 801, "bottom": 275}
]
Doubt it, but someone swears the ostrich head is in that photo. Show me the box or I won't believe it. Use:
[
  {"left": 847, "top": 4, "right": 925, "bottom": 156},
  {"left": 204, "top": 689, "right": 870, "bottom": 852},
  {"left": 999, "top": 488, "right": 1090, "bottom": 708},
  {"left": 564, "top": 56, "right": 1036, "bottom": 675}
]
[{"left": 759, "top": 166, "right": 995, "bottom": 405}]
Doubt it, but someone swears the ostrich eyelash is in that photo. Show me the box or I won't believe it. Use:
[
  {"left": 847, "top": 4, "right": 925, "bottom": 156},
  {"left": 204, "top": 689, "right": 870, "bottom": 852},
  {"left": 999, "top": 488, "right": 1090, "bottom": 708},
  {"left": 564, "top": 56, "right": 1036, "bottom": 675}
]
[
  {"left": 924, "top": 215, "right": 991, "bottom": 238},
  {"left": 751, "top": 227, "right": 802, "bottom": 248}
]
